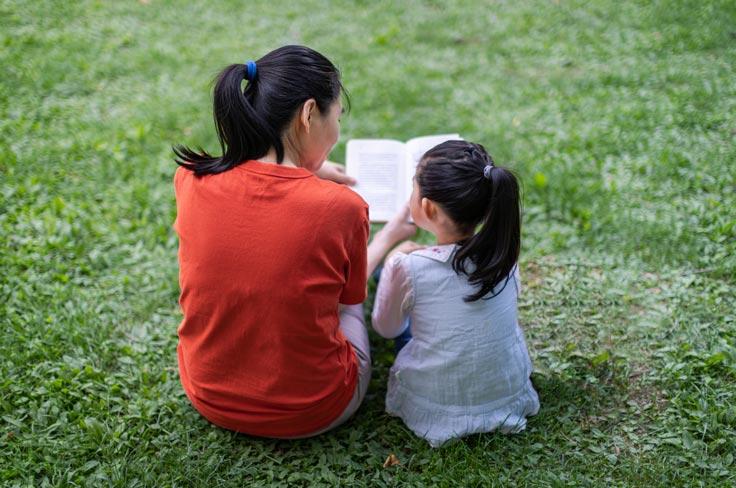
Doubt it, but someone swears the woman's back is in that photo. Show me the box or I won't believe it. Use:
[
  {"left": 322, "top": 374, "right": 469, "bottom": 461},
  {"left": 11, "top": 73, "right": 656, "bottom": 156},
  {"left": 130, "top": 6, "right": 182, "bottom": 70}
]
[{"left": 174, "top": 161, "right": 369, "bottom": 437}]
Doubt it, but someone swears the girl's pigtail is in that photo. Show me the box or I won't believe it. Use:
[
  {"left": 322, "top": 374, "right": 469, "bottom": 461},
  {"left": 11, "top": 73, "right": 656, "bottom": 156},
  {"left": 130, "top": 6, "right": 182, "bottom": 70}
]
[
  {"left": 417, "top": 140, "right": 521, "bottom": 302},
  {"left": 453, "top": 165, "right": 521, "bottom": 302}
]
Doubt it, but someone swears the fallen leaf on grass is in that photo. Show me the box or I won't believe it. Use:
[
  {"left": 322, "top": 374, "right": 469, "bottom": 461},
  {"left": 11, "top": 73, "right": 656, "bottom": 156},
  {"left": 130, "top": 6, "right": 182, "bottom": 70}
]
[{"left": 383, "top": 453, "right": 400, "bottom": 468}]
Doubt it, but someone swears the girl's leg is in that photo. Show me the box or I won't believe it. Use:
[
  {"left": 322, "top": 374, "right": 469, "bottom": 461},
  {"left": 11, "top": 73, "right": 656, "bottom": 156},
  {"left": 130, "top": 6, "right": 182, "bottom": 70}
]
[
  {"left": 371, "top": 265, "right": 384, "bottom": 283},
  {"left": 393, "top": 317, "right": 412, "bottom": 354}
]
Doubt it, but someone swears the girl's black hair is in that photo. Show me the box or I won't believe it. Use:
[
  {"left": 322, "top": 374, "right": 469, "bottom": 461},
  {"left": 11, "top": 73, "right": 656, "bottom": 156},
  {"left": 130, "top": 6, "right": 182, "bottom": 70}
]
[
  {"left": 416, "top": 140, "right": 521, "bottom": 302},
  {"left": 174, "top": 45, "right": 347, "bottom": 175}
]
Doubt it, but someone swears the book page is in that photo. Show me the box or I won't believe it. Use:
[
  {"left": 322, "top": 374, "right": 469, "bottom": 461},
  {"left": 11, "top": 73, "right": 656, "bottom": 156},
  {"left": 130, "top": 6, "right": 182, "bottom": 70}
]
[
  {"left": 403, "top": 134, "right": 462, "bottom": 201},
  {"left": 346, "top": 139, "right": 405, "bottom": 222}
]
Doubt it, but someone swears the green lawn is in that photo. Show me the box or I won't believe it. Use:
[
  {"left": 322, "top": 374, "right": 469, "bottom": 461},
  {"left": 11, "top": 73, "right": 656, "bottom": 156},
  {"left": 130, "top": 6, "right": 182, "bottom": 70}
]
[{"left": 1, "top": 0, "right": 734, "bottom": 485}]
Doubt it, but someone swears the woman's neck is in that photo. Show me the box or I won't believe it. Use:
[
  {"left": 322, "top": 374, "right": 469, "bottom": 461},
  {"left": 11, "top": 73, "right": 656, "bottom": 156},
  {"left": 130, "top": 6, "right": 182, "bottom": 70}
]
[
  {"left": 258, "top": 134, "right": 301, "bottom": 167},
  {"left": 257, "top": 148, "right": 299, "bottom": 167}
]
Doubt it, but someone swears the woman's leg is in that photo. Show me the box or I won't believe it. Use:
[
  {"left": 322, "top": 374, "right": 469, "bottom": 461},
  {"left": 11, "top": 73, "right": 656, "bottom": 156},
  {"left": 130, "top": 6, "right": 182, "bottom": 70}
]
[
  {"left": 289, "top": 303, "right": 371, "bottom": 438},
  {"left": 325, "top": 303, "right": 372, "bottom": 427}
]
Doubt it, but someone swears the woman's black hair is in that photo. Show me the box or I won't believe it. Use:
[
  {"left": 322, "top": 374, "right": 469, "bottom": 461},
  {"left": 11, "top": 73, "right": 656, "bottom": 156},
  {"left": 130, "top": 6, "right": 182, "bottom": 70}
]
[
  {"left": 174, "top": 45, "right": 347, "bottom": 175},
  {"left": 416, "top": 140, "right": 521, "bottom": 302}
]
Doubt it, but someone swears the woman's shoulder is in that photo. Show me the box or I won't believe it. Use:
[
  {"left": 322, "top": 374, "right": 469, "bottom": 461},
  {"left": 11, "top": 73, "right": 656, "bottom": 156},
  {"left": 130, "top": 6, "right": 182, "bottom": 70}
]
[
  {"left": 318, "top": 178, "right": 367, "bottom": 209},
  {"left": 282, "top": 177, "right": 368, "bottom": 237},
  {"left": 173, "top": 165, "right": 197, "bottom": 193},
  {"left": 173, "top": 165, "right": 189, "bottom": 182},
  {"left": 309, "top": 178, "right": 368, "bottom": 221}
]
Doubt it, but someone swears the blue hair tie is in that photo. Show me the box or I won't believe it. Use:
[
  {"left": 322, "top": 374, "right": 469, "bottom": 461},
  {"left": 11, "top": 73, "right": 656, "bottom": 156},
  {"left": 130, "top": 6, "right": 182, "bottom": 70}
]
[{"left": 245, "top": 60, "right": 257, "bottom": 81}]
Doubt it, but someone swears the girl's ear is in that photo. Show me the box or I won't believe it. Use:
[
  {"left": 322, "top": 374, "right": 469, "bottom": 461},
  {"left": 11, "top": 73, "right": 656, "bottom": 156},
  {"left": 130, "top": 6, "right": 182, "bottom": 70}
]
[
  {"left": 299, "top": 98, "right": 317, "bottom": 133},
  {"left": 421, "top": 197, "right": 437, "bottom": 221}
]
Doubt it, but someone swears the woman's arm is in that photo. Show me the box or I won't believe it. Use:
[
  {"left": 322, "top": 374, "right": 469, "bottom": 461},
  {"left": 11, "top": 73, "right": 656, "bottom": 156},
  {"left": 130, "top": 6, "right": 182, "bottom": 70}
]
[{"left": 315, "top": 160, "right": 356, "bottom": 186}]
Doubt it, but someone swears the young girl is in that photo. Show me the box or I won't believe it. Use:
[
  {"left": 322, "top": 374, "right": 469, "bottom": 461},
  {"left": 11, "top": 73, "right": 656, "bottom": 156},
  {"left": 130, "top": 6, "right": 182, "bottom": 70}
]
[
  {"left": 372, "top": 140, "right": 540, "bottom": 447},
  {"left": 173, "top": 45, "right": 413, "bottom": 439}
]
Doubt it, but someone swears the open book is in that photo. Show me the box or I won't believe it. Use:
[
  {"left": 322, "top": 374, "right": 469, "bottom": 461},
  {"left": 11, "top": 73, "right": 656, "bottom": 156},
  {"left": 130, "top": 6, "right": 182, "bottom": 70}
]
[{"left": 345, "top": 134, "right": 461, "bottom": 222}]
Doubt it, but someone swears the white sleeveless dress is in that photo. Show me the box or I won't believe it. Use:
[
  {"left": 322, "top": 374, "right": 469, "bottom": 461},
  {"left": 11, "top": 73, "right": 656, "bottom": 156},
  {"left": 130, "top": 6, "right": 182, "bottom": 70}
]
[{"left": 372, "top": 244, "right": 539, "bottom": 447}]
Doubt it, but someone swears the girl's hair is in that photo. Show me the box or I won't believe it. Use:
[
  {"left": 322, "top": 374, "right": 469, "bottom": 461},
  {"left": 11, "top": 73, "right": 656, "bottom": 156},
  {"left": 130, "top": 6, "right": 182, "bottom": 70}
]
[
  {"left": 174, "top": 45, "right": 346, "bottom": 175},
  {"left": 416, "top": 140, "right": 521, "bottom": 302}
]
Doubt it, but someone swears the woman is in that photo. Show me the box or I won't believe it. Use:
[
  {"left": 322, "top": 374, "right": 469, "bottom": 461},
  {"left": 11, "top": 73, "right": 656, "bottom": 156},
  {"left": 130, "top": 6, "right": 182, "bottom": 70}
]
[{"left": 173, "top": 45, "right": 413, "bottom": 438}]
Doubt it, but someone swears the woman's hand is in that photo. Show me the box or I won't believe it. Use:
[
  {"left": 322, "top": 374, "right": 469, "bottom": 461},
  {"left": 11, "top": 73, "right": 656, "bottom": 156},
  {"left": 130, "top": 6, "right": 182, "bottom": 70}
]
[{"left": 314, "top": 160, "right": 356, "bottom": 186}]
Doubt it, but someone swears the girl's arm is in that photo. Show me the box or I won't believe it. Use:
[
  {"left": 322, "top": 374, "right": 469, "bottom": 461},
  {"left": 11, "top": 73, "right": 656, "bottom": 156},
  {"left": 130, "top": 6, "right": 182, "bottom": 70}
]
[
  {"left": 371, "top": 252, "right": 414, "bottom": 338},
  {"left": 366, "top": 204, "right": 417, "bottom": 278}
]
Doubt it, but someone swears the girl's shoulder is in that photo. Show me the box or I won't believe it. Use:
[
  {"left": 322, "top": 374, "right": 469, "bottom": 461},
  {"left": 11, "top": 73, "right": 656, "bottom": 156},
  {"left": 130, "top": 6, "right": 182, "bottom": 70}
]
[
  {"left": 407, "top": 246, "right": 520, "bottom": 298},
  {"left": 408, "top": 245, "right": 455, "bottom": 264},
  {"left": 403, "top": 244, "right": 458, "bottom": 283},
  {"left": 407, "top": 244, "right": 457, "bottom": 267}
]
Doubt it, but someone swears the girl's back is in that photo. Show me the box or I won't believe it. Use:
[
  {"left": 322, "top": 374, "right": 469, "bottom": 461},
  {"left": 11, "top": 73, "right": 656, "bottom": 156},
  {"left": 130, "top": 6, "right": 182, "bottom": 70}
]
[
  {"left": 378, "top": 245, "right": 538, "bottom": 446},
  {"left": 398, "top": 245, "right": 531, "bottom": 405}
]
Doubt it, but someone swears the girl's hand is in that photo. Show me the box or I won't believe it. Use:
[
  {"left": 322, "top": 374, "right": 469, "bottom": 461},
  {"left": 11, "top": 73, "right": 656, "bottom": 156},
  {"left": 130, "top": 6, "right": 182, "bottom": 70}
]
[
  {"left": 367, "top": 205, "right": 418, "bottom": 278},
  {"left": 379, "top": 204, "right": 417, "bottom": 246},
  {"left": 315, "top": 160, "right": 356, "bottom": 186}
]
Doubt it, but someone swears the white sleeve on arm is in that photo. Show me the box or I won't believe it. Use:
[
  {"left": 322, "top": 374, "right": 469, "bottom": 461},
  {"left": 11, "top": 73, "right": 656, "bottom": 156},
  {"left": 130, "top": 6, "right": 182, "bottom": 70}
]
[{"left": 371, "top": 252, "right": 414, "bottom": 338}]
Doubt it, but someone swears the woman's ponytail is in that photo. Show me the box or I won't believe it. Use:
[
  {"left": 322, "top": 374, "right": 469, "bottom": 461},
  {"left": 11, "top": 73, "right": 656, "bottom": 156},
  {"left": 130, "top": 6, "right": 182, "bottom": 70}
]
[
  {"left": 175, "top": 64, "right": 271, "bottom": 175},
  {"left": 174, "top": 45, "right": 346, "bottom": 175},
  {"left": 416, "top": 140, "right": 521, "bottom": 302}
]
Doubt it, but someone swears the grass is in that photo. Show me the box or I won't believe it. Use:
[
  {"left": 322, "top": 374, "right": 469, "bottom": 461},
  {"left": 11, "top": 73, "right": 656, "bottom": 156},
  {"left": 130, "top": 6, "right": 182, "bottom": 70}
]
[{"left": 1, "top": 0, "right": 734, "bottom": 485}]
